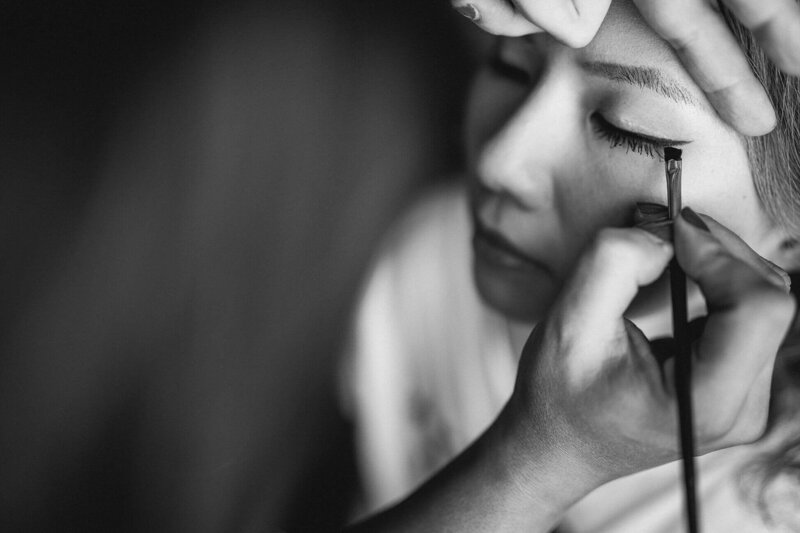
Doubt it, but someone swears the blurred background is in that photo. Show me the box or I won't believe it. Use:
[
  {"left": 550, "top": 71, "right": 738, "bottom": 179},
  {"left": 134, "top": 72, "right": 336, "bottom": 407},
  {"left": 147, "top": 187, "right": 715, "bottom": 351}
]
[{"left": 0, "top": 1, "right": 485, "bottom": 531}]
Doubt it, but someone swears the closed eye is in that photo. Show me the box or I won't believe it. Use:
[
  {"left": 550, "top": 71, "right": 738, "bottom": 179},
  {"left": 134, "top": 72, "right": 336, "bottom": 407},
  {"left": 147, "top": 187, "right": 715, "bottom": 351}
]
[{"left": 591, "top": 113, "right": 689, "bottom": 160}]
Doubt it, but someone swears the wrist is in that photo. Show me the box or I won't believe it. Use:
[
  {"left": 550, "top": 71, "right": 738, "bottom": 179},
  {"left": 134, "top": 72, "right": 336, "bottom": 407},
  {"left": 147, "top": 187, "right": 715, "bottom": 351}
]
[
  {"left": 349, "top": 397, "right": 606, "bottom": 533},
  {"left": 479, "top": 397, "right": 605, "bottom": 525}
]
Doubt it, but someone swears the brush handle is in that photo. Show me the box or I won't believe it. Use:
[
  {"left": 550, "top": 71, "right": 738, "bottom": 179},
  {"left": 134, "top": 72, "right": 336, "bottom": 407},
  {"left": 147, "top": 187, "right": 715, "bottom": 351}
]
[{"left": 670, "top": 260, "right": 699, "bottom": 533}]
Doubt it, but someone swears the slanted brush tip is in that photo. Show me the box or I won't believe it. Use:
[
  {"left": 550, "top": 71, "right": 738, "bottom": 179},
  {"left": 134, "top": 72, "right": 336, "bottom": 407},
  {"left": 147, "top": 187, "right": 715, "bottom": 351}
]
[{"left": 664, "top": 146, "right": 682, "bottom": 162}]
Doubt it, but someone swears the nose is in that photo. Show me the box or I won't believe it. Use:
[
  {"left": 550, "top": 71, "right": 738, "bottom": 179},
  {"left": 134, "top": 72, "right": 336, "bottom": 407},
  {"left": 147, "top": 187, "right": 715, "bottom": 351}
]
[{"left": 475, "top": 65, "right": 578, "bottom": 211}]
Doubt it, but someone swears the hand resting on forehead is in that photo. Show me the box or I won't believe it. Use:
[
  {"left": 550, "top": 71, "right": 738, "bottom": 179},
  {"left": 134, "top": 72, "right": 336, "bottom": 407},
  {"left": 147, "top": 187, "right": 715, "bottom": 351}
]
[{"left": 452, "top": 0, "right": 800, "bottom": 136}]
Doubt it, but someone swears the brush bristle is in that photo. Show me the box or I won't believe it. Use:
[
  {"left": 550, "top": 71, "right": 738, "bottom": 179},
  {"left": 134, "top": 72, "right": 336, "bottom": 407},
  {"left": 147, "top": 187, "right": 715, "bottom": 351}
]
[{"left": 664, "top": 146, "right": 682, "bottom": 161}]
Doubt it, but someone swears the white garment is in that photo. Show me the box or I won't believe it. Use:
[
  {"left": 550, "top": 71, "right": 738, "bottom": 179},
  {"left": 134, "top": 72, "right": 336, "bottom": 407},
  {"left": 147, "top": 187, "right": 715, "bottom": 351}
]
[{"left": 342, "top": 183, "right": 797, "bottom": 532}]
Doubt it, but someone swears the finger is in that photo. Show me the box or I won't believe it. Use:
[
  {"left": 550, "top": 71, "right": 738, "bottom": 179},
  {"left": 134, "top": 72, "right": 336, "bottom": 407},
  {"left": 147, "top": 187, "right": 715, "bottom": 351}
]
[
  {"left": 633, "top": 202, "right": 673, "bottom": 242},
  {"left": 674, "top": 210, "right": 796, "bottom": 405},
  {"left": 723, "top": 356, "right": 773, "bottom": 444},
  {"left": 633, "top": 0, "right": 777, "bottom": 136},
  {"left": 693, "top": 349, "right": 773, "bottom": 450},
  {"left": 452, "top": 1, "right": 544, "bottom": 36},
  {"left": 552, "top": 228, "right": 673, "bottom": 349},
  {"left": 691, "top": 210, "right": 791, "bottom": 292},
  {"left": 512, "top": 0, "right": 612, "bottom": 47},
  {"left": 625, "top": 319, "right": 673, "bottom": 399},
  {"left": 633, "top": 204, "right": 789, "bottom": 289},
  {"left": 452, "top": 0, "right": 611, "bottom": 46},
  {"left": 721, "top": 0, "right": 800, "bottom": 76}
]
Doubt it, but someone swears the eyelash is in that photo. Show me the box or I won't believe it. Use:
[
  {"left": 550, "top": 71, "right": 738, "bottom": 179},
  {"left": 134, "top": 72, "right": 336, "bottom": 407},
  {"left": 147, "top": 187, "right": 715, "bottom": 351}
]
[{"left": 591, "top": 114, "right": 671, "bottom": 160}]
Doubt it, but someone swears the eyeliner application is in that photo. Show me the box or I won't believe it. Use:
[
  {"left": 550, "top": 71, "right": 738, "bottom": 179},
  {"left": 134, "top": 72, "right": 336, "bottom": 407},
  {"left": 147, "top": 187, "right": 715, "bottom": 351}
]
[
  {"left": 665, "top": 146, "right": 698, "bottom": 533},
  {"left": 665, "top": 147, "right": 682, "bottom": 219}
]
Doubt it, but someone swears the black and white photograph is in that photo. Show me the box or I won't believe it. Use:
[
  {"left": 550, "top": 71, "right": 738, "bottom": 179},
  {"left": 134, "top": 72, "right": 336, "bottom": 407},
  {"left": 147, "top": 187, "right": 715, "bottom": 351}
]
[{"left": 2, "top": 1, "right": 800, "bottom": 531}]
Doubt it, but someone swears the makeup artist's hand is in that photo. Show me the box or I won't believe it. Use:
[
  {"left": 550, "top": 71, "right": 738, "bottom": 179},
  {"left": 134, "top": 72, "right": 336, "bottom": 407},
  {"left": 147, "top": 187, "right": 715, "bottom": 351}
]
[
  {"left": 452, "top": 0, "right": 800, "bottom": 135},
  {"left": 633, "top": 0, "right": 800, "bottom": 135},
  {"left": 452, "top": 0, "right": 611, "bottom": 47},
  {"left": 499, "top": 209, "right": 795, "bottom": 484}
]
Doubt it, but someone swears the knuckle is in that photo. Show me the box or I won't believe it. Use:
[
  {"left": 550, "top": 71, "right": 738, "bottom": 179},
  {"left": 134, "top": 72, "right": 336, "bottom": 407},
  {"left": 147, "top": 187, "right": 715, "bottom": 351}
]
[
  {"left": 594, "top": 227, "right": 628, "bottom": 253},
  {"left": 699, "top": 399, "right": 770, "bottom": 446},
  {"left": 656, "top": 9, "right": 709, "bottom": 52},
  {"left": 739, "top": 283, "right": 796, "bottom": 326},
  {"left": 693, "top": 245, "right": 732, "bottom": 277},
  {"left": 635, "top": 1, "right": 683, "bottom": 28},
  {"left": 699, "top": 413, "right": 736, "bottom": 442},
  {"left": 591, "top": 228, "right": 644, "bottom": 265},
  {"left": 738, "top": 417, "right": 768, "bottom": 444},
  {"left": 728, "top": 408, "right": 769, "bottom": 445},
  {"left": 664, "top": 26, "right": 699, "bottom": 53},
  {"left": 697, "top": 401, "right": 749, "bottom": 443}
]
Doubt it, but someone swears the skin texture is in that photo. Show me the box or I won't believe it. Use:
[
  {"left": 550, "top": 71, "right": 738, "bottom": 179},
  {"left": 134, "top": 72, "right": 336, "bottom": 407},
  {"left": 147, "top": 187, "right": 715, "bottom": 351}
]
[
  {"left": 466, "top": 0, "right": 799, "bottom": 338},
  {"left": 348, "top": 216, "right": 794, "bottom": 533},
  {"left": 344, "top": 2, "right": 799, "bottom": 531},
  {"left": 451, "top": 0, "right": 800, "bottom": 135}
]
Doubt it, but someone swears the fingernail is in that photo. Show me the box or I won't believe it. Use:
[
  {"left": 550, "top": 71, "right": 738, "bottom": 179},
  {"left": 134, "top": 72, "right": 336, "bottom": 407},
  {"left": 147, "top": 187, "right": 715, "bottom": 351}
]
[
  {"left": 680, "top": 207, "right": 710, "bottom": 232},
  {"left": 454, "top": 3, "right": 480, "bottom": 22},
  {"left": 635, "top": 202, "right": 668, "bottom": 215},
  {"left": 633, "top": 202, "right": 668, "bottom": 225}
]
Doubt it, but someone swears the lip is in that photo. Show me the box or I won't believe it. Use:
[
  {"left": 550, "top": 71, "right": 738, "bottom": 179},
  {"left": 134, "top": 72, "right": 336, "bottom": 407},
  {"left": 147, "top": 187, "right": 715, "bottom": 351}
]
[{"left": 472, "top": 219, "right": 552, "bottom": 274}]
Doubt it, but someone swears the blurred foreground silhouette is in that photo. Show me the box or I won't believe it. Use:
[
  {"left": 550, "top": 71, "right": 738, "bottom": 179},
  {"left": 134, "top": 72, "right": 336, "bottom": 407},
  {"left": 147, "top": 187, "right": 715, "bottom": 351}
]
[{"left": 0, "top": 2, "right": 481, "bottom": 531}]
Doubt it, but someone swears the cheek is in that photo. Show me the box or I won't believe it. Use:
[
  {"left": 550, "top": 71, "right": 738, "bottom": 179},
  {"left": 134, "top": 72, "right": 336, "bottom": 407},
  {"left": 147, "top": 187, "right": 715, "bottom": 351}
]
[
  {"left": 560, "top": 156, "right": 664, "bottom": 230},
  {"left": 553, "top": 153, "right": 694, "bottom": 274},
  {"left": 548, "top": 169, "right": 654, "bottom": 276},
  {"left": 681, "top": 153, "right": 771, "bottom": 248}
]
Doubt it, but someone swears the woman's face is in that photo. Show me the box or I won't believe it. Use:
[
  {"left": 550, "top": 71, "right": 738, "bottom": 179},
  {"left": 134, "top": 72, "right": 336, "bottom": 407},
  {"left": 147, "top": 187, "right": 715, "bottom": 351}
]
[{"left": 466, "top": 0, "right": 783, "bottom": 328}]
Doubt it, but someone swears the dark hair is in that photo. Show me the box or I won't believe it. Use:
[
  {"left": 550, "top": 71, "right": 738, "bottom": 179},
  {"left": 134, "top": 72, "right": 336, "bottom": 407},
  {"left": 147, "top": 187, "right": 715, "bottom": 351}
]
[{"left": 721, "top": 5, "right": 800, "bottom": 527}]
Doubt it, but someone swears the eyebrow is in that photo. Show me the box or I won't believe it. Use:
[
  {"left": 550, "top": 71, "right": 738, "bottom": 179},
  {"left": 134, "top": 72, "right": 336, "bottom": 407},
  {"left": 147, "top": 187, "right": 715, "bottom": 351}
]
[{"left": 581, "top": 61, "right": 702, "bottom": 108}]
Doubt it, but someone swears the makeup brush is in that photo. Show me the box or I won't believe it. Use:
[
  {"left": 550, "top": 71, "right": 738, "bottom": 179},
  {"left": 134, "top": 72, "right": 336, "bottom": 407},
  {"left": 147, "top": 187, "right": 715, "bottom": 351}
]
[{"left": 665, "top": 146, "right": 698, "bottom": 533}]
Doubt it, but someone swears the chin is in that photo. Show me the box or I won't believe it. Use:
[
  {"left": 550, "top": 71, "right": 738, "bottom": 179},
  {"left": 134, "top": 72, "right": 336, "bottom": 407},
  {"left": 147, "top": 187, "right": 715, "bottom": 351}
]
[{"left": 472, "top": 261, "right": 559, "bottom": 323}]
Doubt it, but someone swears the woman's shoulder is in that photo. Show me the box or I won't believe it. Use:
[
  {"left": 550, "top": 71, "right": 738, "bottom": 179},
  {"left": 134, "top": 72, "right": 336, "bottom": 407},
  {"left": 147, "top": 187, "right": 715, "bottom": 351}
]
[
  {"left": 341, "top": 180, "right": 520, "bottom": 513},
  {"left": 345, "top": 179, "right": 513, "bottom": 399},
  {"left": 340, "top": 181, "right": 482, "bottom": 510},
  {"left": 352, "top": 182, "right": 475, "bottom": 336},
  {"left": 372, "top": 181, "right": 471, "bottom": 276}
]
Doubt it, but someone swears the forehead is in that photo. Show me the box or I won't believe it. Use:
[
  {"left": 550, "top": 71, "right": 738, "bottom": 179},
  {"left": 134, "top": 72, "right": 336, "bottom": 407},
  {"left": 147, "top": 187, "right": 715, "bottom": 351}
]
[
  {"left": 579, "top": 0, "right": 711, "bottom": 109},
  {"left": 586, "top": 1, "right": 684, "bottom": 74}
]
